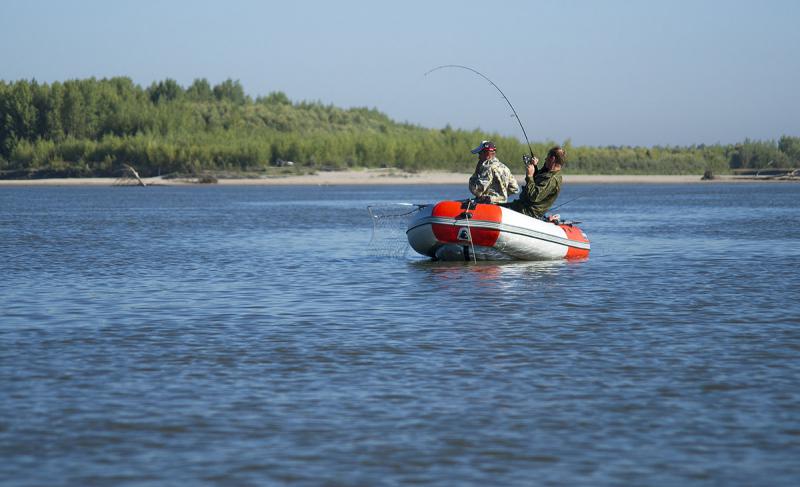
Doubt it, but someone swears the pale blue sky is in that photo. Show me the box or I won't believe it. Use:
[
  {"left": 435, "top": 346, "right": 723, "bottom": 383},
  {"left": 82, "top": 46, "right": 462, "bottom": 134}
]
[{"left": 2, "top": 0, "right": 798, "bottom": 146}]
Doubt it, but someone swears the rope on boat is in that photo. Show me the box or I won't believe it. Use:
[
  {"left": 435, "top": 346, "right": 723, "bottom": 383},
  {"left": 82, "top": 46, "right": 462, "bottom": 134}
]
[{"left": 463, "top": 199, "right": 477, "bottom": 263}]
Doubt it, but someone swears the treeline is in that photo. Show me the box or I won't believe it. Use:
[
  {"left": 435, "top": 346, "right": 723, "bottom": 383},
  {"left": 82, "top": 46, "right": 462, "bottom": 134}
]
[{"left": 0, "top": 77, "right": 798, "bottom": 177}]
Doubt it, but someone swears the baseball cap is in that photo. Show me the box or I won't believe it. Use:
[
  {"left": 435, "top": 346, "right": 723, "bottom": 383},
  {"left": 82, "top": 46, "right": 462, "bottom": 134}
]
[{"left": 470, "top": 140, "right": 496, "bottom": 154}]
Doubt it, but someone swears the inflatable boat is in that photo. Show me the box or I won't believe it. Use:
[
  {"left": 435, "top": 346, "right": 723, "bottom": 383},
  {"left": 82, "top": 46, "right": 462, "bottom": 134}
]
[{"left": 406, "top": 200, "right": 590, "bottom": 261}]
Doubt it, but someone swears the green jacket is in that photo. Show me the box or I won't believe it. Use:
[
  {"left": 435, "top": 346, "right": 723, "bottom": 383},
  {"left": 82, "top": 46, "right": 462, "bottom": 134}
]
[{"left": 506, "top": 168, "right": 562, "bottom": 218}]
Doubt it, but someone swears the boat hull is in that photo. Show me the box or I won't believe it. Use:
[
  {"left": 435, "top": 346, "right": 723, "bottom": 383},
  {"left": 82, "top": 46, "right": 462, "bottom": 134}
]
[{"left": 406, "top": 201, "right": 590, "bottom": 261}]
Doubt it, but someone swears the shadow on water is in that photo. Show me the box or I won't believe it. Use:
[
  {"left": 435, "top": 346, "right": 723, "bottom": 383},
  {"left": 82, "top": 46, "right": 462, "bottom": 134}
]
[
  {"left": 408, "top": 258, "right": 571, "bottom": 277},
  {"left": 403, "top": 257, "right": 589, "bottom": 295}
]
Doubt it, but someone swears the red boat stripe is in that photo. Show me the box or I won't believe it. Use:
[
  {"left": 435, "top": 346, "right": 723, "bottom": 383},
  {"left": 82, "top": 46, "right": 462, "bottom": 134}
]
[{"left": 431, "top": 202, "right": 501, "bottom": 247}]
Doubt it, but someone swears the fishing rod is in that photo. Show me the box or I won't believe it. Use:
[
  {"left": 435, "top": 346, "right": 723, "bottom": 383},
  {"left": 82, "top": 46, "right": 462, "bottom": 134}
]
[
  {"left": 549, "top": 196, "right": 582, "bottom": 213},
  {"left": 424, "top": 64, "right": 535, "bottom": 160}
]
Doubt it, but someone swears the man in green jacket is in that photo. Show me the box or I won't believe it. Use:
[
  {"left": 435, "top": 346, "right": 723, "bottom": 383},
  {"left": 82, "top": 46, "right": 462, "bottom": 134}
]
[{"left": 502, "top": 146, "right": 566, "bottom": 219}]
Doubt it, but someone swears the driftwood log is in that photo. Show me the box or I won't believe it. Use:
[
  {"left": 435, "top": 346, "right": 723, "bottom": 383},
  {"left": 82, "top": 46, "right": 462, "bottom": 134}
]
[{"left": 121, "top": 164, "right": 146, "bottom": 187}]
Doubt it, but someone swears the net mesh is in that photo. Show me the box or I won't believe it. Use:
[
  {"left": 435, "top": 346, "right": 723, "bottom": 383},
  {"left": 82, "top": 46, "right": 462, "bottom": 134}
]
[{"left": 366, "top": 203, "right": 425, "bottom": 258}]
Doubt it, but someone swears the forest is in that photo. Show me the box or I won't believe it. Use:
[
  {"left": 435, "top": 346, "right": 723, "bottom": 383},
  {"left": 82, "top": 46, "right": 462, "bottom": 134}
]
[{"left": 1, "top": 77, "right": 798, "bottom": 178}]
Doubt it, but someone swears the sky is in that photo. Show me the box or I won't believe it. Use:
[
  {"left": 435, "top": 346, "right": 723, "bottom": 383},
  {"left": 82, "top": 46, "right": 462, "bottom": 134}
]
[{"left": 2, "top": 0, "right": 798, "bottom": 147}]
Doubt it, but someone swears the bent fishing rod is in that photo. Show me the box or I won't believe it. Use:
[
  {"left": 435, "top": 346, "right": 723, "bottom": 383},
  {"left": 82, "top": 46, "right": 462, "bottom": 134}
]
[{"left": 424, "top": 64, "right": 535, "bottom": 160}]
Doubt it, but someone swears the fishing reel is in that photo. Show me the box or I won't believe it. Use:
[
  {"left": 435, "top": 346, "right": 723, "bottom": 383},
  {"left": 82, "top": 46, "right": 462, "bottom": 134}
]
[{"left": 523, "top": 154, "right": 534, "bottom": 166}]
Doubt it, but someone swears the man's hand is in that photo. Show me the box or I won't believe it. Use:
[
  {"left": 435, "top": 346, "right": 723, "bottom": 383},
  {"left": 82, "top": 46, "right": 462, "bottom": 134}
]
[{"left": 526, "top": 156, "right": 538, "bottom": 177}]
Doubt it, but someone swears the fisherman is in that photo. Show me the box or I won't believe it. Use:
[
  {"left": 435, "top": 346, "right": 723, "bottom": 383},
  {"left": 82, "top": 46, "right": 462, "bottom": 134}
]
[
  {"left": 502, "top": 146, "right": 566, "bottom": 219},
  {"left": 468, "top": 140, "right": 519, "bottom": 204}
]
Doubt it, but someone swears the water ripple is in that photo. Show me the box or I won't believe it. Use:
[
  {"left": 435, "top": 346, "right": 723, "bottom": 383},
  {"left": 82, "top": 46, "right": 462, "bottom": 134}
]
[{"left": 1, "top": 184, "right": 799, "bottom": 485}]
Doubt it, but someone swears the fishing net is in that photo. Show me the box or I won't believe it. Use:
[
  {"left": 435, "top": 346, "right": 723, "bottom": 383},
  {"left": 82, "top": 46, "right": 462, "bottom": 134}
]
[{"left": 366, "top": 203, "right": 426, "bottom": 258}]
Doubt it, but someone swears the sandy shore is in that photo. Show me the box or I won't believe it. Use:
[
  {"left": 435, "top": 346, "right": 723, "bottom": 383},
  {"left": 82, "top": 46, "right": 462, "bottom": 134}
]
[{"left": 0, "top": 169, "right": 790, "bottom": 186}]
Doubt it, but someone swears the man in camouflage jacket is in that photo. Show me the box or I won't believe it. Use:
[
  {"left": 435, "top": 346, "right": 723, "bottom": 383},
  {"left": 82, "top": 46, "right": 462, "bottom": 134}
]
[{"left": 468, "top": 140, "right": 519, "bottom": 204}]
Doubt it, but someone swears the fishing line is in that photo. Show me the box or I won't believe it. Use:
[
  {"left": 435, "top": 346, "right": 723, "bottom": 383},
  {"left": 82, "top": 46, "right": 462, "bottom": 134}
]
[
  {"left": 425, "top": 64, "right": 535, "bottom": 159},
  {"left": 549, "top": 196, "right": 582, "bottom": 213}
]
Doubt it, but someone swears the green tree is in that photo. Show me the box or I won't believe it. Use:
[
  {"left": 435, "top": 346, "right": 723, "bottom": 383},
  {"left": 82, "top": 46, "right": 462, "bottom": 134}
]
[
  {"left": 61, "top": 80, "right": 88, "bottom": 138},
  {"left": 0, "top": 80, "right": 38, "bottom": 157},
  {"left": 213, "top": 79, "right": 247, "bottom": 104},
  {"left": 147, "top": 78, "right": 183, "bottom": 104},
  {"left": 778, "top": 135, "right": 800, "bottom": 166},
  {"left": 257, "top": 91, "right": 291, "bottom": 105},
  {"left": 43, "top": 82, "right": 65, "bottom": 141},
  {"left": 186, "top": 78, "right": 213, "bottom": 102}
]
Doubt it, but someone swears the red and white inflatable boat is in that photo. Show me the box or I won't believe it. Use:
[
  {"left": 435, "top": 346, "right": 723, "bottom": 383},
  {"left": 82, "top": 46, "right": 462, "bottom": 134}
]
[{"left": 406, "top": 200, "right": 590, "bottom": 261}]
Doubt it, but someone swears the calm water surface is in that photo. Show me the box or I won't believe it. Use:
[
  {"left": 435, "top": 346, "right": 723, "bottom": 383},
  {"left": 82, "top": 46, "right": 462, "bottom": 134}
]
[{"left": 1, "top": 183, "right": 799, "bottom": 486}]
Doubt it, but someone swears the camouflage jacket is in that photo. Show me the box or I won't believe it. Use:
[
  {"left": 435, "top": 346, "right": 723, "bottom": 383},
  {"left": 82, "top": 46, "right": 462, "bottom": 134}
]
[{"left": 468, "top": 157, "right": 519, "bottom": 204}]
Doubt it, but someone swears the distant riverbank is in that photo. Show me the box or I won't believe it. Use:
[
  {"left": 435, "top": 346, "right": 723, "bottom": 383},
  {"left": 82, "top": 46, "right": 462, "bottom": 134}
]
[{"left": 0, "top": 169, "right": 795, "bottom": 186}]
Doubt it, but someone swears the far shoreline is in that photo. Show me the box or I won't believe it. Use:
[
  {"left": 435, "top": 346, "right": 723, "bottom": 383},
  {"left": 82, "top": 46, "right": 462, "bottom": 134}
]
[{"left": 0, "top": 169, "right": 795, "bottom": 186}]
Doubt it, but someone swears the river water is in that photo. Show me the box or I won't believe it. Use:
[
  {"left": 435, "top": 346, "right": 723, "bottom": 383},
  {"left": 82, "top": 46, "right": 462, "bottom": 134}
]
[{"left": 1, "top": 183, "right": 799, "bottom": 486}]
